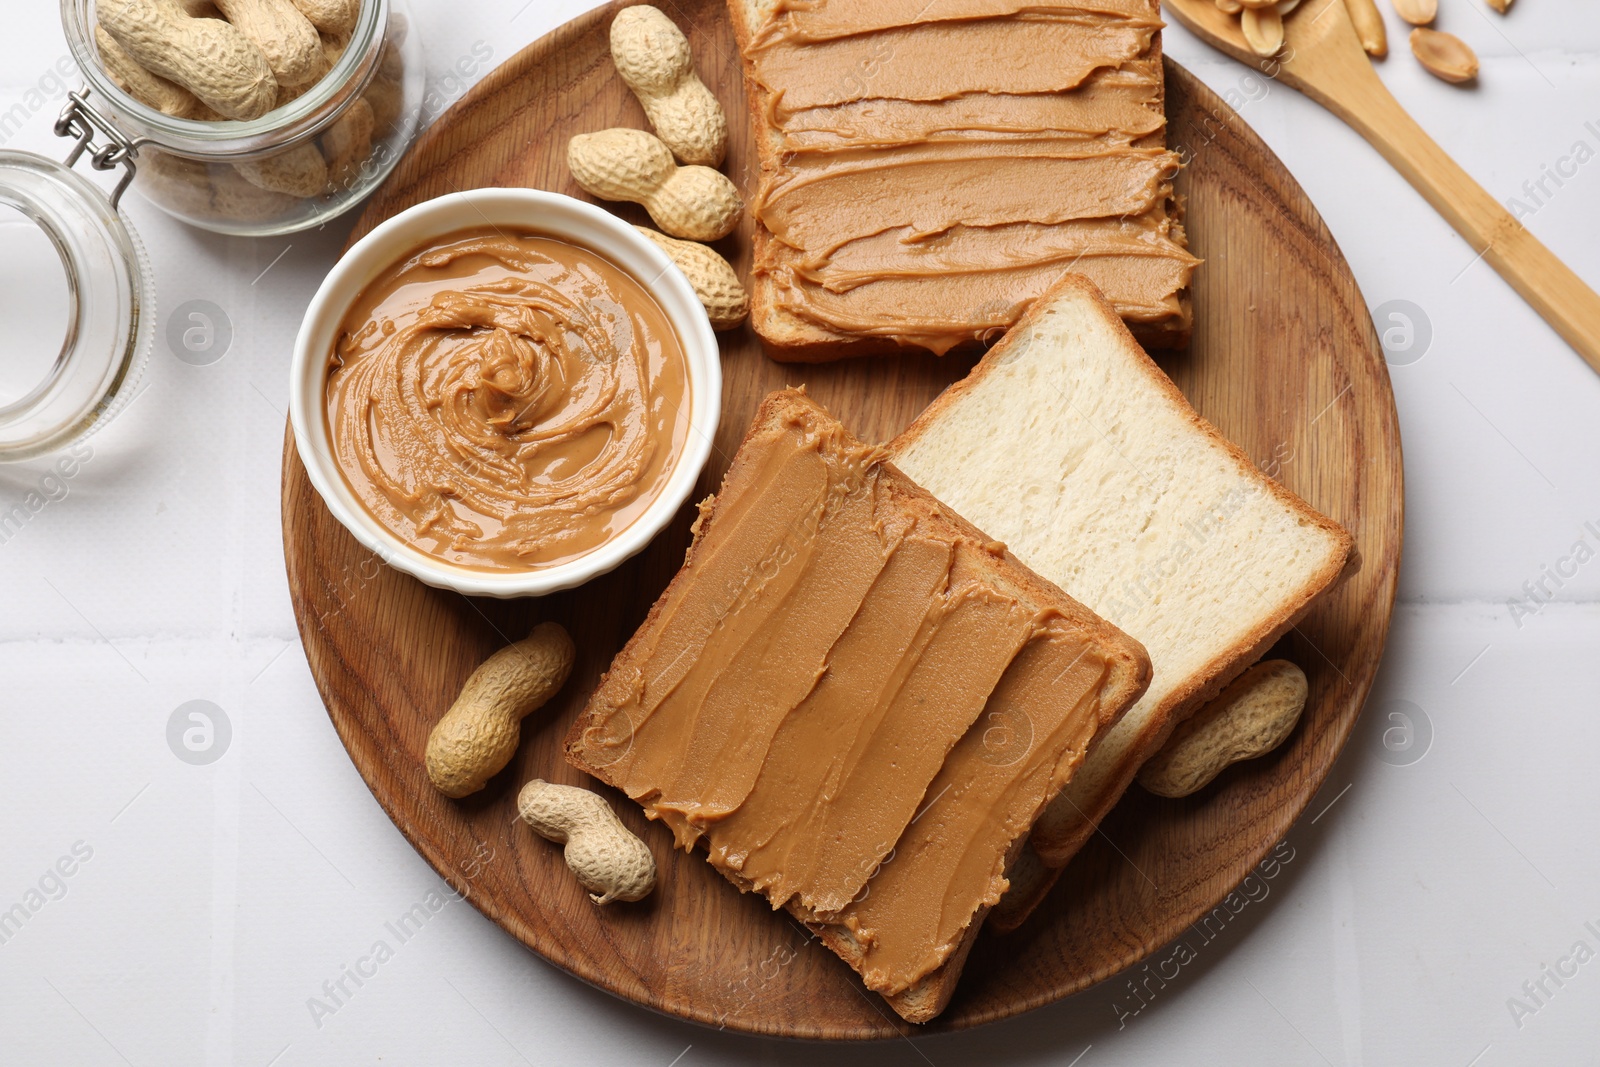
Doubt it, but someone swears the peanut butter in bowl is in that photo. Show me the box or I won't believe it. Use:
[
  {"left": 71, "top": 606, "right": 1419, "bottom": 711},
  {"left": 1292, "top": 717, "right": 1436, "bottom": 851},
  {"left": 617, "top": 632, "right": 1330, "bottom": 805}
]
[{"left": 324, "top": 226, "right": 693, "bottom": 573}]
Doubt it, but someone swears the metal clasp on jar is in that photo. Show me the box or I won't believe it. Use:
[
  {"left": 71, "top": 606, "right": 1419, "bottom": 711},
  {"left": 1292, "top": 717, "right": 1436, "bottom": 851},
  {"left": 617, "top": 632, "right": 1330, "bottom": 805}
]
[{"left": 53, "top": 87, "right": 147, "bottom": 209}]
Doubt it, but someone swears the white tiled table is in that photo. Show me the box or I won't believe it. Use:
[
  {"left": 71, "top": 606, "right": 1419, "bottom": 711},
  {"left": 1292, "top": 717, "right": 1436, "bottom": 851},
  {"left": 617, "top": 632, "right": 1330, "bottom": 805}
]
[{"left": 2, "top": 2, "right": 1598, "bottom": 1064}]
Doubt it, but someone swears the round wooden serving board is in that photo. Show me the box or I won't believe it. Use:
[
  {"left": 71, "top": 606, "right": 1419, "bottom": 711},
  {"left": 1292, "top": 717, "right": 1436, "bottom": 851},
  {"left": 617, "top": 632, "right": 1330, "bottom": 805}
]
[{"left": 281, "top": 0, "right": 1402, "bottom": 1040}]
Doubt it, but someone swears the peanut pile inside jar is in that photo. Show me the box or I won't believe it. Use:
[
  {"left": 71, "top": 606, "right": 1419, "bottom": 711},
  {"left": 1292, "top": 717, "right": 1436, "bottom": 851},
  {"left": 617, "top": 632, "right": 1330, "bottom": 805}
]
[{"left": 324, "top": 227, "right": 692, "bottom": 571}]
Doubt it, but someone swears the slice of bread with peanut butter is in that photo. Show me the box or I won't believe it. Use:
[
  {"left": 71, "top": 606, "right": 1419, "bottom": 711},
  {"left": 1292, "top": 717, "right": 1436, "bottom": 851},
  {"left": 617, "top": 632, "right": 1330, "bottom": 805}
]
[
  {"left": 726, "top": 0, "right": 1197, "bottom": 360},
  {"left": 889, "top": 274, "right": 1352, "bottom": 928},
  {"left": 565, "top": 388, "right": 1151, "bottom": 1022}
]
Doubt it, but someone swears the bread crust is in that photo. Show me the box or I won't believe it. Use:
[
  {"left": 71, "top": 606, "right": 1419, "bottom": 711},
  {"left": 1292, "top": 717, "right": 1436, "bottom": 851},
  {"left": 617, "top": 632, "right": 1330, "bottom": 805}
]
[{"left": 889, "top": 273, "right": 1352, "bottom": 901}]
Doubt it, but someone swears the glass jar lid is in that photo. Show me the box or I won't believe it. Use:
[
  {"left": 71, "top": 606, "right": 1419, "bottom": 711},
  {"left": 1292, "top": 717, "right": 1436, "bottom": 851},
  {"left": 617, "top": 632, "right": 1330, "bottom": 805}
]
[{"left": 0, "top": 91, "right": 151, "bottom": 461}]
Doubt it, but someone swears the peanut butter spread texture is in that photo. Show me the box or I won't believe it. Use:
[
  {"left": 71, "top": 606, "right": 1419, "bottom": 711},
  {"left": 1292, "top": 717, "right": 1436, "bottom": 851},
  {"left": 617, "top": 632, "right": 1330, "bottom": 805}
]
[
  {"left": 738, "top": 0, "right": 1198, "bottom": 352},
  {"left": 568, "top": 390, "right": 1150, "bottom": 995},
  {"left": 325, "top": 228, "right": 690, "bottom": 571}
]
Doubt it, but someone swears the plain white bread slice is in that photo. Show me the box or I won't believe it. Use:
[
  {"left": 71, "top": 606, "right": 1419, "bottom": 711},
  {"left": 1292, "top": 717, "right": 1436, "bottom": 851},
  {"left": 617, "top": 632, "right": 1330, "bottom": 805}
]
[{"left": 889, "top": 274, "right": 1351, "bottom": 896}]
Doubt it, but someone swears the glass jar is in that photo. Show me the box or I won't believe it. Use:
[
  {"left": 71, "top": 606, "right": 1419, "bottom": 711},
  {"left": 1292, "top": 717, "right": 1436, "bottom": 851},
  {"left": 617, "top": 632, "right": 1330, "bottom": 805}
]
[
  {"left": 60, "top": 0, "right": 424, "bottom": 236},
  {"left": 0, "top": 146, "right": 150, "bottom": 460}
]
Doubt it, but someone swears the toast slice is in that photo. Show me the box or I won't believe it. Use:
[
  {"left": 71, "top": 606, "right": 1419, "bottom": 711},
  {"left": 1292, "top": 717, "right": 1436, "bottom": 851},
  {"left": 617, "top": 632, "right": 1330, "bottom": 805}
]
[
  {"left": 889, "top": 274, "right": 1352, "bottom": 924},
  {"left": 565, "top": 388, "right": 1151, "bottom": 1021},
  {"left": 726, "top": 0, "right": 1196, "bottom": 360}
]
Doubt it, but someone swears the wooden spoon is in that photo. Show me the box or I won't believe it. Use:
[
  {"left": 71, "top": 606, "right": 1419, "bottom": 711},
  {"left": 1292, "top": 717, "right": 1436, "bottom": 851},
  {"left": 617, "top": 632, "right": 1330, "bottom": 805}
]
[{"left": 1166, "top": 0, "right": 1600, "bottom": 374}]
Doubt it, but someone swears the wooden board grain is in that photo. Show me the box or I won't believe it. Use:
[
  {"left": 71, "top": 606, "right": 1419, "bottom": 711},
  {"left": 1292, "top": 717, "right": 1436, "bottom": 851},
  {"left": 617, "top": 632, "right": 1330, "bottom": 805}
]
[{"left": 280, "top": 0, "right": 1402, "bottom": 1039}]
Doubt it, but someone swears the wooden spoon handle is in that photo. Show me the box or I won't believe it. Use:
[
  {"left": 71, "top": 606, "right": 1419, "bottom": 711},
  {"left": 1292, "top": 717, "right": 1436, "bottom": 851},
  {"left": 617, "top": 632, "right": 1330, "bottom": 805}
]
[{"left": 1324, "top": 76, "right": 1600, "bottom": 372}]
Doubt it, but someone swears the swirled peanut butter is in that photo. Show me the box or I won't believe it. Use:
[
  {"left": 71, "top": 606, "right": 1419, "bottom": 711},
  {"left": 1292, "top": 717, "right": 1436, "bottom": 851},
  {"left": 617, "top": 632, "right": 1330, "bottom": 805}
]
[
  {"left": 567, "top": 390, "right": 1150, "bottom": 997},
  {"left": 325, "top": 228, "right": 690, "bottom": 571},
  {"left": 737, "top": 0, "right": 1198, "bottom": 353}
]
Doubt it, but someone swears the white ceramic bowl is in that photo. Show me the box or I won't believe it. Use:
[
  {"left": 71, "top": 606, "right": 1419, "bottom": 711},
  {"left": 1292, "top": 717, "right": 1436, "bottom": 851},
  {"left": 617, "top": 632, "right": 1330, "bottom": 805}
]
[{"left": 289, "top": 188, "right": 721, "bottom": 598}]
